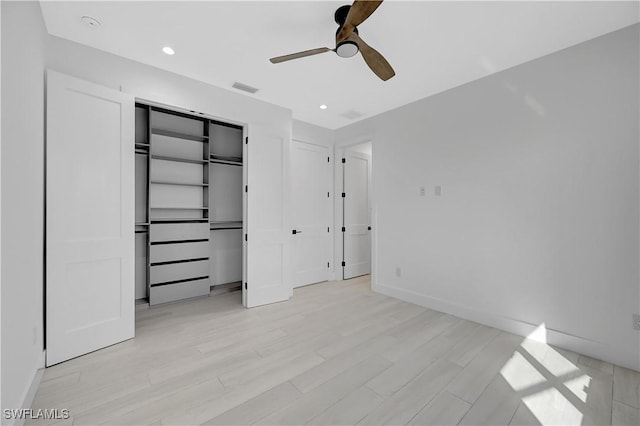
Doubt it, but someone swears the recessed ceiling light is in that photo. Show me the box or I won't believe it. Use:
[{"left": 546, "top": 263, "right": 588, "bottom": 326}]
[
  {"left": 320, "top": 104, "right": 328, "bottom": 110},
  {"left": 162, "top": 46, "right": 175, "bottom": 55}
]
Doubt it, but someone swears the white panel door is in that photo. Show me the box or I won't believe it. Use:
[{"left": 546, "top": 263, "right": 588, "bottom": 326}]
[
  {"left": 343, "top": 151, "right": 371, "bottom": 279},
  {"left": 46, "top": 70, "right": 135, "bottom": 366},
  {"left": 246, "top": 128, "right": 290, "bottom": 307},
  {"left": 291, "top": 140, "right": 331, "bottom": 287}
]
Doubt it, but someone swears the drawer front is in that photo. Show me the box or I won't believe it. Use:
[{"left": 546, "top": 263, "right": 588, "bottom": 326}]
[
  {"left": 150, "top": 241, "right": 209, "bottom": 264},
  {"left": 149, "top": 278, "right": 210, "bottom": 305},
  {"left": 150, "top": 222, "right": 208, "bottom": 242},
  {"left": 150, "top": 260, "right": 209, "bottom": 285}
]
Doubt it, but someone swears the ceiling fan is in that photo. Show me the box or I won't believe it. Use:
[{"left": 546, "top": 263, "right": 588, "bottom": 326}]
[{"left": 269, "top": 0, "right": 395, "bottom": 81}]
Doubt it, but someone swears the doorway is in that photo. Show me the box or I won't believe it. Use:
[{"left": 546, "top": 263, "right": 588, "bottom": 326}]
[{"left": 339, "top": 142, "right": 372, "bottom": 280}]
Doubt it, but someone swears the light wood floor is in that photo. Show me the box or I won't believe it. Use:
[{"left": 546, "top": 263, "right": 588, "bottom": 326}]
[{"left": 30, "top": 276, "right": 639, "bottom": 425}]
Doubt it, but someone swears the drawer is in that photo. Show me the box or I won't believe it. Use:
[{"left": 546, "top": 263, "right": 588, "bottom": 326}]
[
  {"left": 149, "top": 278, "right": 210, "bottom": 305},
  {"left": 150, "top": 222, "right": 208, "bottom": 242},
  {"left": 150, "top": 241, "right": 209, "bottom": 264},
  {"left": 150, "top": 260, "right": 209, "bottom": 285}
]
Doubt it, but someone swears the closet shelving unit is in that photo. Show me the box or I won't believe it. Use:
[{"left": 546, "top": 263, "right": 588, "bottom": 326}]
[
  {"left": 208, "top": 121, "right": 244, "bottom": 291},
  {"left": 134, "top": 106, "right": 150, "bottom": 304},
  {"left": 135, "top": 103, "right": 245, "bottom": 306}
]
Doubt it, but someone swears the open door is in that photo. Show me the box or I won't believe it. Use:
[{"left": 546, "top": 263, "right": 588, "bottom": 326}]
[
  {"left": 46, "top": 70, "right": 135, "bottom": 365},
  {"left": 245, "top": 127, "right": 290, "bottom": 307},
  {"left": 342, "top": 150, "right": 371, "bottom": 279}
]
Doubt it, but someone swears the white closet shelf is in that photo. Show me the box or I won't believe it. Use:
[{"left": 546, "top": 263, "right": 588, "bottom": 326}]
[
  {"left": 210, "top": 156, "right": 243, "bottom": 166},
  {"left": 151, "top": 218, "right": 209, "bottom": 224},
  {"left": 150, "top": 181, "right": 209, "bottom": 187},
  {"left": 151, "top": 155, "right": 208, "bottom": 165},
  {"left": 150, "top": 206, "right": 208, "bottom": 210},
  {"left": 210, "top": 220, "right": 243, "bottom": 230},
  {"left": 152, "top": 128, "right": 208, "bottom": 142}
]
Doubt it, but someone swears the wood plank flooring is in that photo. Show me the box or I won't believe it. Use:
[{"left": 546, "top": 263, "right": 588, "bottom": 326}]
[{"left": 29, "top": 276, "right": 640, "bottom": 425}]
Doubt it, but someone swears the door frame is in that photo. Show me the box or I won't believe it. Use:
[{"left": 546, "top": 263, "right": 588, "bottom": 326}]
[{"left": 334, "top": 139, "right": 376, "bottom": 285}]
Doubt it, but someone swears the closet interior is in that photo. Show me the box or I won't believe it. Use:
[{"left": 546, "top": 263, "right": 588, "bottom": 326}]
[{"left": 135, "top": 103, "right": 245, "bottom": 306}]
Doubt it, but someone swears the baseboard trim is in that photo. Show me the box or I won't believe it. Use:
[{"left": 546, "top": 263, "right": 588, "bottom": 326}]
[
  {"left": 373, "top": 283, "right": 639, "bottom": 371},
  {"left": 7, "top": 351, "right": 45, "bottom": 426}
]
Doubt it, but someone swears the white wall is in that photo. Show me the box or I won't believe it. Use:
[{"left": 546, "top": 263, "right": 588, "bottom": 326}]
[
  {"left": 1, "top": 0, "right": 47, "bottom": 417},
  {"left": 292, "top": 120, "right": 334, "bottom": 148},
  {"left": 336, "top": 24, "right": 640, "bottom": 370}
]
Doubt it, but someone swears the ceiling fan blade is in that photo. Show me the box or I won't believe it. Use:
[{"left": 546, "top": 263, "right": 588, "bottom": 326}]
[
  {"left": 269, "top": 47, "right": 332, "bottom": 64},
  {"left": 349, "top": 33, "right": 395, "bottom": 81},
  {"left": 337, "top": 0, "right": 384, "bottom": 42}
]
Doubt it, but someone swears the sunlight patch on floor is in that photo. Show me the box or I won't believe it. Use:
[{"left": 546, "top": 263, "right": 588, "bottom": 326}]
[{"left": 499, "top": 323, "right": 592, "bottom": 425}]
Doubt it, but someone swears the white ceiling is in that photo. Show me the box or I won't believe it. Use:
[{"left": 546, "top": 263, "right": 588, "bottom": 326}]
[{"left": 39, "top": 1, "right": 639, "bottom": 129}]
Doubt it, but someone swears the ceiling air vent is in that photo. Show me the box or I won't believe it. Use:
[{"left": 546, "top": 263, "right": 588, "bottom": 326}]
[
  {"left": 340, "top": 109, "right": 364, "bottom": 120},
  {"left": 232, "top": 82, "right": 259, "bottom": 94}
]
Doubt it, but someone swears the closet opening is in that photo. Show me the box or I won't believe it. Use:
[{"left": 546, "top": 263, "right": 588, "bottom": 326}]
[{"left": 134, "top": 102, "right": 246, "bottom": 307}]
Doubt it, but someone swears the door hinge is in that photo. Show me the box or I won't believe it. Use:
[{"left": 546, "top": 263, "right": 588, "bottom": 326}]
[
  {"left": 245, "top": 185, "right": 248, "bottom": 193},
  {"left": 245, "top": 137, "right": 248, "bottom": 144},
  {"left": 327, "top": 156, "right": 330, "bottom": 163},
  {"left": 245, "top": 234, "right": 247, "bottom": 241},
  {"left": 341, "top": 227, "right": 346, "bottom": 232},
  {"left": 368, "top": 226, "right": 371, "bottom": 230},
  {"left": 341, "top": 192, "right": 346, "bottom": 198},
  {"left": 244, "top": 282, "right": 247, "bottom": 290},
  {"left": 327, "top": 227, "right": 330, "bottom": 232},
  {"left": 342, "top": 158, "right": 346, "bottom": 163},
  {"left": 341, "top": 261, "right": 346, "bottom": 267},
  {"left": 327, "top": 262, "right": 330, "bottom": 268},
  {"left": 327, "top": 192, "right": 330, "bottom": 198}
]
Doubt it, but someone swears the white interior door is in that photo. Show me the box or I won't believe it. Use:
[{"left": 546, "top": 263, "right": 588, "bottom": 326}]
[
  {"left": 291, "top": 140, "right": 331, "bottom": 287},
  {"left": 46, "top": 70, "right": 135, "bottom": 366},
  {"left": 246, "top": 127, "right": 290, "bottom": 307},
  {"left": 343, "top": 150, "right": 371, "bottom": 279}
]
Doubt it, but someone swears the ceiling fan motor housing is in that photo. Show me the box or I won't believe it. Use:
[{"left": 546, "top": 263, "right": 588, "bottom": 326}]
[
  {"left": 335, "top": 5, "right": 359, "bottom": 58},
  {"left": 334, "top": 5, "right": 351, "bottom": 25}
]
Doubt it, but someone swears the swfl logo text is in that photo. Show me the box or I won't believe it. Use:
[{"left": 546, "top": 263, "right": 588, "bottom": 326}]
[{"left": 3, "top": 408, "right": 70, "bottom": 420}]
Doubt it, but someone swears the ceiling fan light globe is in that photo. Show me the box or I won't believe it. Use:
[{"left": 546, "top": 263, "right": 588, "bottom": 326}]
[{"left": 336, "top": 40, "right": 359, "bottom": 58}]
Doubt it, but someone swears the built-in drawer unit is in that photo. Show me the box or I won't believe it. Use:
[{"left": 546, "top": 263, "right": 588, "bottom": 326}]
[
  {"left": 150, "top": 241, "right": 209, "bottom": 264},
  {"left": 150, "top": 259, "right": 209, "bottom": 285},
  {"left": 149, "top": 278, "right": 210, "bottom": 305},
  {"left": 150, "top": 222, "right": 209, "bottom": 243}
]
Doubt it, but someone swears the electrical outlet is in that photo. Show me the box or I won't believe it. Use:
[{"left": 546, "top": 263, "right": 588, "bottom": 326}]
[
  {"left": 419, "top": 187, "right": 426, "bottom": 196},
  {"left": 395, "top": 267, "right": 401, "bottom": 277},
  {"left": 633, "top": 314, "right": 640, "bottom": 331},
  {"left": 434, "top": 185, "right": 442, "bottom": 196}
]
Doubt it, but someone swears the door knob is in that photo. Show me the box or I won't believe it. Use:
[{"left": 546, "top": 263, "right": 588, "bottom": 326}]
[{"left": 292, "top": 229, "right": 303, "bottom": 234}]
